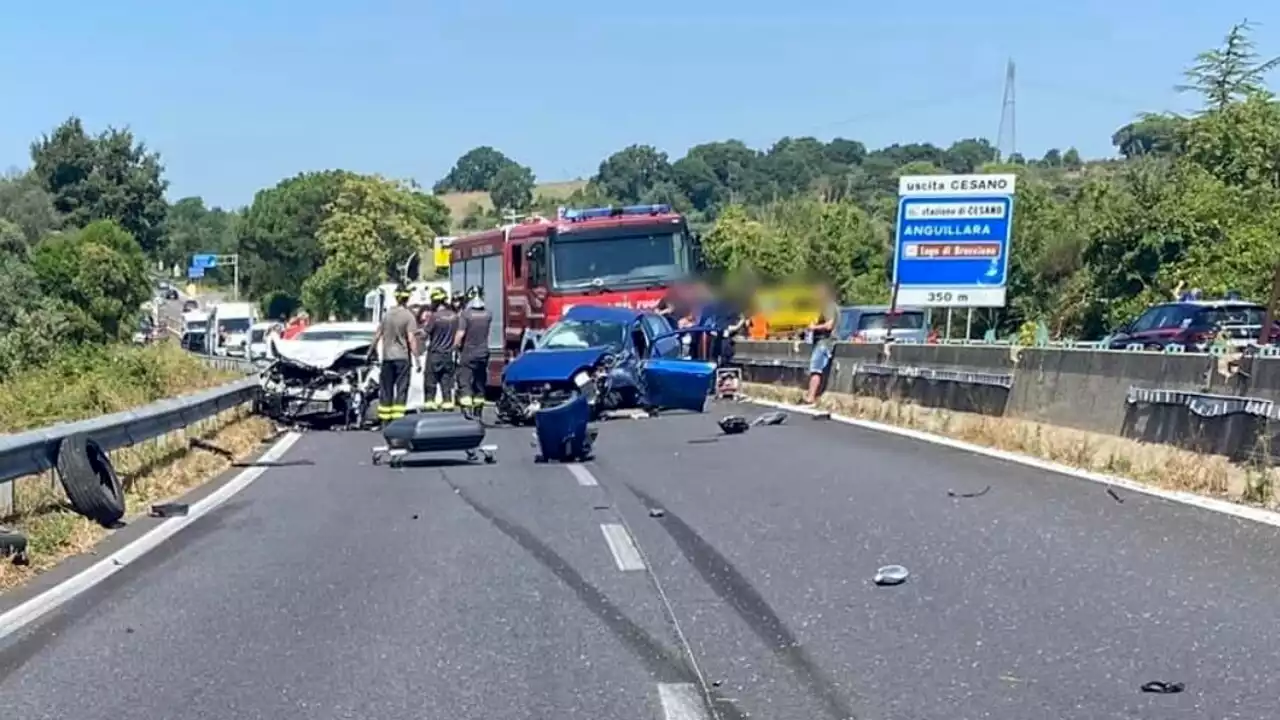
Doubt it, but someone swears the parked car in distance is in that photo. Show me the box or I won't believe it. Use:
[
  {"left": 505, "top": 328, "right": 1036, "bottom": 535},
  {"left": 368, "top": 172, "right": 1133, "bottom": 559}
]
[
  {"left": 836, "top": 305, "right": 928, "bottom": 343},
  {"left": 1106, "top": 299, "right": 1276, "bottom": 351}
]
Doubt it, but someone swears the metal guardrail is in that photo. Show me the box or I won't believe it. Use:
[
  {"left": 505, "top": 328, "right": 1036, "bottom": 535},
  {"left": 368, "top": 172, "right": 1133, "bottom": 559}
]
[
  {"left": 858, "top": 363, "right": 1015, "bottom": 389},
  {"left": 0, "top": 356, "right": 262, "bottom": 486}
]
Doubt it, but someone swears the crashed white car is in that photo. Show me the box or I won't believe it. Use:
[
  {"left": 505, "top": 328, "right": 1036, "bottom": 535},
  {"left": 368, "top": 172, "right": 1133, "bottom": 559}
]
[{"left": 258, "top": 322, "right": 380, "bottom": 427}]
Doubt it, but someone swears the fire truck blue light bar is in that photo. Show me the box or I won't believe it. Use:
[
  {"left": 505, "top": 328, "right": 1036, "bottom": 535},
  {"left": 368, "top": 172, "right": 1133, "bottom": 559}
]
[{"left": 557, "top": 204, "right": 672, "bottom": 221}]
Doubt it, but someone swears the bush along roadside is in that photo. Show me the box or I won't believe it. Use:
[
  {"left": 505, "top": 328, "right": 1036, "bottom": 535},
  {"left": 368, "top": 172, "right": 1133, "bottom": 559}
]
[
  {"left": 0, "top": 342, "right": 241, "bottom": 433},
  {"left": 743, "top": 383, "right": 1277, "bottom": 509}
]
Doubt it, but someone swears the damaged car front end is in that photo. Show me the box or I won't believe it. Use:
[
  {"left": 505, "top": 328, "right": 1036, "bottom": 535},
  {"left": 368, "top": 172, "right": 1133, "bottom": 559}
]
[
  {"left": 259, "top": 329, "right": 379, "bottom": 428},
  {"left": 497, "top": 347, "right": 621, "bottom": 426}
]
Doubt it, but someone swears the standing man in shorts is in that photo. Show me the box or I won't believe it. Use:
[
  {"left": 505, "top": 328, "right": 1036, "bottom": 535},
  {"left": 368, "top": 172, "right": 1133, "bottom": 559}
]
[
  {"left": 370, "top": 285, "right": 420, "bottom": 425},
  {"left": 803, "top": 282, "right": 839, "bottom": 405}
]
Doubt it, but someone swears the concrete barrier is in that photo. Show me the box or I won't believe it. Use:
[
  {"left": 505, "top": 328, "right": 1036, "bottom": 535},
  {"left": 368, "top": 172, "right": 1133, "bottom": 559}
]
[{"left": 734, "top": 340, "right": 1280, "bottom": 462}]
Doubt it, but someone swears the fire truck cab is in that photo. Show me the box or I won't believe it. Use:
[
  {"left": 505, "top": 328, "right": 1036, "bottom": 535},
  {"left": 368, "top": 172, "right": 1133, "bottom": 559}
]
[{"left": 447, "top": 203, "right": 702, "bottom": 387}]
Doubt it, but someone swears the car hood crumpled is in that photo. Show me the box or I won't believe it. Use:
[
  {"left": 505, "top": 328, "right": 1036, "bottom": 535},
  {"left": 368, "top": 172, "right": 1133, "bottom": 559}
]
[
  {"left": 504, "top": 347, "right": 611, "bottom": 384},
  {"left": 271, "top": 339, "right": 372, "bottom": 370}
]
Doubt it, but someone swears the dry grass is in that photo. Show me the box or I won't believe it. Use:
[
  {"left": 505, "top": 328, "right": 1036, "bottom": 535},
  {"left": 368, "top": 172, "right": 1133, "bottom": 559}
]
[
  {"left": 744, "top": 382, "right": 1278, "bottom": 508},
  {"left": 0, "top": 408, "right": 276, "bottom": 590},
  {"left": 437, "top": 179, "right": 588, "bottom": 221},
  {"left": 0, "top": 343, "right": 242, "bottom": 433}
]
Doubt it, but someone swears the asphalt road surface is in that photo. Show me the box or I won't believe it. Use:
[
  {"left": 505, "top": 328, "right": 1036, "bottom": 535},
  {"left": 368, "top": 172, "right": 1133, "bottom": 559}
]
[{"left": 3, "top": 403, "right": 1280, "bottom": 719}]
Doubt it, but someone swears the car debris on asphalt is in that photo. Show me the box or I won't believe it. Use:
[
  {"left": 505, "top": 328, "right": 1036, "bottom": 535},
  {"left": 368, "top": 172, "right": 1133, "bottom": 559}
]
[
  {"left": 718, "top": 416, "right": 750, "bottom": 434},
  {"left": 947, "top": 485, "right": 991, "bottom": 498},
  {"left": 1106, "top": 487, "right": 1125, "bottom": 503},
  {"left": 873, "top": 565, "right": 910, "bottom": 586},
  {"left": 149, "top": 503, "right": 189, "bottom": 518},
  {"left": 751, "top": 411, "right": 788, "bottom": 426},
  {"left": 1140, "top": 681, "right": 1185, "bottom": 694}
]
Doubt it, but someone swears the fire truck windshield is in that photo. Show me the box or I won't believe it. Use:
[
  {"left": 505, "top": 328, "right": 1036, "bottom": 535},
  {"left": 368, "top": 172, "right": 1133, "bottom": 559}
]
[{"left": 550, "top": 227, "right": 691, "bottom": 290}]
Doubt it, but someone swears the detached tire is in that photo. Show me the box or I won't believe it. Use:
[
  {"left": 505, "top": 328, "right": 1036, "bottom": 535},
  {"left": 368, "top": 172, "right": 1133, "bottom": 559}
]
[
  {"left": 0, "top": 527, "right": 27, "bottom": 559},
  {"left": 56, "top": 435, "right": 126, "bottom": 527}
]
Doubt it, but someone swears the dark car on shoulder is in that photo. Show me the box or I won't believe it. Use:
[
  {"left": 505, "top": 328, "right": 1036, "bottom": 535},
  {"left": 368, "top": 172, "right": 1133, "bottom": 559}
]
[{"left": 1107, "top": 299, "right": 1277, "bottom": 351}]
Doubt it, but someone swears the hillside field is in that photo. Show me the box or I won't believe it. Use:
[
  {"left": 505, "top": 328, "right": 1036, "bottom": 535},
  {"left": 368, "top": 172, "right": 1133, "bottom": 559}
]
[{"left": 436, "top": 179, "right": 587, "bottom": 225}]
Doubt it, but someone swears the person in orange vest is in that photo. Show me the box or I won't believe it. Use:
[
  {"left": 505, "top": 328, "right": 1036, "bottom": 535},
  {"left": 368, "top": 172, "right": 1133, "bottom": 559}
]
[{"left": 747, "top": 312, "right": 768, "bottom": 340}]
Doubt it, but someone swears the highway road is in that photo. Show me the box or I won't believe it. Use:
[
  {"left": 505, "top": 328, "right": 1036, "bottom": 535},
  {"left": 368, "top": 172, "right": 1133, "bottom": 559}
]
[{"left": 3, "top": 403, "right": 1280, "bottom": 719}]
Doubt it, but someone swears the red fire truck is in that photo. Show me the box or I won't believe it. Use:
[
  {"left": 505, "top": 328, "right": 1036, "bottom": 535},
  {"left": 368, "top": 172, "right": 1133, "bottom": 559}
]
[{"left": 447, "top": 203, "right": 702, "bottom": 387}]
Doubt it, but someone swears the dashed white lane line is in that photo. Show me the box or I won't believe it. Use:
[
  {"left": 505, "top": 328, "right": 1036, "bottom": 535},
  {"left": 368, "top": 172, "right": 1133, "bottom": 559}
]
[
  {"left": 0, "top": 431, "right": 303, "bottom": 641},
  {"left": 600, "top": 523, "right": 646, "bottom": 571},
  {"left": 566, "top": 463, "right": 598, "bottom": 486},
  {"left": 658, "top": 683, "right": 710, "bottom": 720}
]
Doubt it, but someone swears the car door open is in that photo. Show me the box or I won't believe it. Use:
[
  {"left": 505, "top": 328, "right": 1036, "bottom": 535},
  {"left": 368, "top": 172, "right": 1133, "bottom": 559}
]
[{"left": 639, "top": 327, "right": 717, "bottom": 412}]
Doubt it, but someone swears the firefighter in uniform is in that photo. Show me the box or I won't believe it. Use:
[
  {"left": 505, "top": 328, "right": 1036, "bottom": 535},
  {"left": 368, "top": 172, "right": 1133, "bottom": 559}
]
[
  {"left": 370, "top": 284, "right": 420, "bottom": 424},
  {"left": 423, "top": 287, "right": 458, "bottom": 411},
  {"left": 454, "top": 285, "right": 493, "bottom": 412}
]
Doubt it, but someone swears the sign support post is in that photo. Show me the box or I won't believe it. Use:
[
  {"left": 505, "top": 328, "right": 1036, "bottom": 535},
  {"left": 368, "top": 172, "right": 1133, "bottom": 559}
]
[
  {"left": 893, "top": 174, "right": 1017, "bottom": 319},
  {"left": 188, "top": 253, "right": 240, "bottom": 300}
]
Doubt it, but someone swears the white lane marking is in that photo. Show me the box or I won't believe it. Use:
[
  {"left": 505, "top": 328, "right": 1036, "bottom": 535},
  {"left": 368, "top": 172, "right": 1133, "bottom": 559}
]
[
  {"left": 600, "top": 523, "right": 646, "bottom": 571},
  {"left": 566, "top": 463, "right": 598, "bottom": 486},
  {"left": 748, "top": 395, "right": 1280, "bottom": 529},
  {"left": 658, "top": 683, "right": 710, "bottom": 720},
  {"left": 0, "top": 432, "right": 303, "bottom": 640}
]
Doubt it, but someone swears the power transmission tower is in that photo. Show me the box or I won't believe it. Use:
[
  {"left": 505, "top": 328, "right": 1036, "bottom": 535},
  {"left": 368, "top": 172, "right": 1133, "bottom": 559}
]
[{"left": 995, "top": 59, "right": 1017, "bottom": 162}]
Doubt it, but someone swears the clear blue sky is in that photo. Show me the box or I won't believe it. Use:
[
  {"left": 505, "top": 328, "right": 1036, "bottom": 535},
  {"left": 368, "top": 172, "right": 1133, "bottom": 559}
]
[{"left": 2, "top": 1, "right": 1276, "bottom": 208}]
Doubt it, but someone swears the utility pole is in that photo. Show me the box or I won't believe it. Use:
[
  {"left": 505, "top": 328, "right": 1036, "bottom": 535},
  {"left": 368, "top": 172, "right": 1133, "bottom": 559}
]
[{"left": 995, "top": 59, "right": 1017, "bottom": 163}]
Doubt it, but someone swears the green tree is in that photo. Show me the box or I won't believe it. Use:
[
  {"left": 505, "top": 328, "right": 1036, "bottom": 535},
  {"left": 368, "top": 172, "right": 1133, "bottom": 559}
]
[
  {"left": 1178, "top": 20, "right": 1280, "bottom": 111},
  {"left": 301, "top": 175, "right": 441, "bottom": 319},
  {"left": 489, "top": 164, "right": 536, "bottom": 212},
  {"left": 592, "top": 145, "right": 674, "bottom": 203},
  {"left": 1111, "top": 114, "right": 1185, "bottom": 158},
  {"left": 30, "top": 220, "right": 150, "bottom": 342},
  {"left": 162, "top": 196, "right": 238, "bottom": 272},
  {"left": 0, "top": 170, "right": 61, "bottom": 244},
  {"left": 237, "top": 170, "right": 354, "bottom": 300},
  {"left": 434, "top": 146, "right": 521, "bottom": 193},
  {"left": 29, "top": 117, "right": 168, "bottom": 255}
]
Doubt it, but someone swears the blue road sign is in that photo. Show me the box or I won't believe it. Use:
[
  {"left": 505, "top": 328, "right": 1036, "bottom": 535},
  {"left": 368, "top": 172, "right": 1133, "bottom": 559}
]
[
  {"left": 187, "top": 265, "right": 205, "bottom": 279},
  {"left": 191, "top": 254, "right": 217, "bottom": 269},
  {"left": 892, "top": 174, "right": 1016, "bottom": 308}
]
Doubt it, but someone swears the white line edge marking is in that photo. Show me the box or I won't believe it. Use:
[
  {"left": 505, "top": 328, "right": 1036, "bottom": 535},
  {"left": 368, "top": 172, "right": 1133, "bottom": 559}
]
[
  {"left": 600, "top": 523, "right": 646, "bottom": 571},
  {"left": 0, "top": 431, "right": 303, "bottom": 640},
  {"left": 566, "top": 463, "right": 598, "bottom": 486},
  {"left": 658, "top": 683, "right": 709, "bottom": 720},
  {"left": 747, "top": 395, "right": 1280, "bottom": 529}
]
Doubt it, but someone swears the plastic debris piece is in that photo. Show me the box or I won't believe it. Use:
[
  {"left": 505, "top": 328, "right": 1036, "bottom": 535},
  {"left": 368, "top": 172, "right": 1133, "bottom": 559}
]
[
  {"left": 873, "top": 565, "right": 909, "bottom": 586},
  {"left": 149, "top": 502, "right": 189, "bottom": 518},
  {"left": 947, "top": 485, "right": 991, "bottom": 499},
  {"left": 751, "top": 411, "right": 788, "bottom": 426},
  {"left": 1140, "top": 681, "right": 1185, "bottom": 694},
  {"left": 648, "top": 508, "right": 666, "bottom": 518},
  {"left": 718, "top": 416, "right": 750, "bottom": 435},
  {"left": 1106, "top": 488, "right": 1125, "bottom": 504},
  {"left": 812, "top": 411, "right": 832, "bottom": 421}
]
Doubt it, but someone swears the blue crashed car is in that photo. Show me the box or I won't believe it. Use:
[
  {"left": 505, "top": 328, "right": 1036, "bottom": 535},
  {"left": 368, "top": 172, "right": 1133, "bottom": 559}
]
[{"left": 497, "top": 305, "right": 717, "bottom": 425}]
